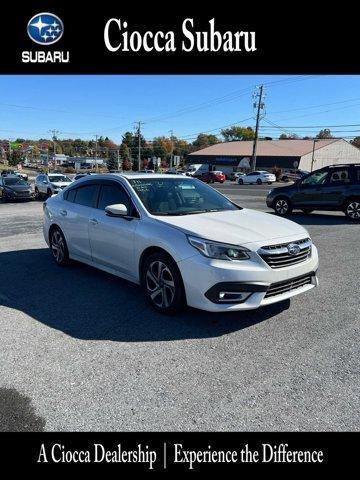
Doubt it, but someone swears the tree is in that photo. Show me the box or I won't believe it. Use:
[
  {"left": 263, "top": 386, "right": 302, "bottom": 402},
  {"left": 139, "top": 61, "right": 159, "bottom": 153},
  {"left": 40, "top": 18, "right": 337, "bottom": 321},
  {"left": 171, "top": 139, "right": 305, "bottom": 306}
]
[
  {"left": 220, "top": 126, "right": 254, "bottom": 142},
  {"left": 351, "top": 137, "right": 360, "bottom": 149},
  {"left": 192, "top": 133, "right": 219, "bottom": 149},
  {"left": 107, "top": 150, "right": 118, "bottom": 171},
  {"left": 316, "top": 129, "right": 333, "bottom": 139},
  {"left": 119, "top": 143, "right": 131, "bottom": 163},
  {"left": 279, "top": 133, "right": 299, "bottom": 140},
  {"left": 8, "top": 150, "right": 22, "bottom": 166}
]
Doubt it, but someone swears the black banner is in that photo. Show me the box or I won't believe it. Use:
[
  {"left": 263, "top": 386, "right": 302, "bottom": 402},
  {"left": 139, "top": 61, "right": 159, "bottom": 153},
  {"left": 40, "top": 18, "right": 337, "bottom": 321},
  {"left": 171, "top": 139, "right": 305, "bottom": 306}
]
[
  {"left": 0, "top": 432, "right": 357, "bottom": 471},
  {"left": 0, "top": 2, "right": 358, "bottom": 74}
]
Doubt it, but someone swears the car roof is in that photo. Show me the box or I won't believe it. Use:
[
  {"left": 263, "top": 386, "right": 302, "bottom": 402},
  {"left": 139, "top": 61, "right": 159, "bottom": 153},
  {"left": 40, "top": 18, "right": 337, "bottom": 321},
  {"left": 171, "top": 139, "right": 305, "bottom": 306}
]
[{"left": 73, "top": 173, "right": 193, "bottom": 183}]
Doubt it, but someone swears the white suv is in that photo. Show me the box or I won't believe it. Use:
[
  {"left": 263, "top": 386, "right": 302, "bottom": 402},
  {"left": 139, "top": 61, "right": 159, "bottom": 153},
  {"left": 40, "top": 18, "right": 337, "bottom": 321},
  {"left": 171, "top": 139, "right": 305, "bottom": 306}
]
[
  {"left": 238, "top": 171, "right": 276, "bottom": 185},
  {"left": 43, "top": 174, "right": 318, "bottom": 314},
  {"left": 35, "top": 173, "right": 73, "bottom": 198}
]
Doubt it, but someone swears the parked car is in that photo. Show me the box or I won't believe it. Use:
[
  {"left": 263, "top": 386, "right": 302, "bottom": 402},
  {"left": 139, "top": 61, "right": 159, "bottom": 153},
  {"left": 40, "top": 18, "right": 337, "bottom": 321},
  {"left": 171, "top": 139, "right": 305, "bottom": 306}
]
[
  {"left": 230, "top": 172, "right": 245, "bottom": 181},
  {"left": 0, "top": 175, "right": 34, "bottom": 202},
  {"left": 139, "top": 169, "right": 155, "bottom": 174},
  {"left": 266, "top": 164, "right": 360, "bottom": 221},
  {"left": 43, "top": 173, "right": 318, "bottom": 314},
  {"left": 74, "top": 173, "right": 97, "bottom": 181},
  {"left": 14, "top": 170, "right": 29, "bottom": 181},
  {"left": 35, "top": 173, "right": 73, "bottom": 198},
  {"left": 198, "top": 171, "right": 226, "bottom": 184},
  {"left": 237, "top": 171, "right": 276, "bottom": 185},
  {"left": 281, "top": 169, "right": 309, "bottom": 182},
  {"left": 1, "top": 169, "right": 15, "bottom": 177}
]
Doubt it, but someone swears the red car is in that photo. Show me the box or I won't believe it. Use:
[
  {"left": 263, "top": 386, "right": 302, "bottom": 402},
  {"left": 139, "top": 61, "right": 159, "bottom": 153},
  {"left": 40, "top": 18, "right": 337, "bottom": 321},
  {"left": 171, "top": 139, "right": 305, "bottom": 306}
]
[{"left": 198, "top": 171, "right": 226, "bottom": 184}]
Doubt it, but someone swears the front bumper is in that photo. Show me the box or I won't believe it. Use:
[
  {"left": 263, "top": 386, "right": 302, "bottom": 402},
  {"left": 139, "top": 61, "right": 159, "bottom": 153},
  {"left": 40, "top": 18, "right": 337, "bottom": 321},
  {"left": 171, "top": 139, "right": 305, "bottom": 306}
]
[
  {"left": 4, "top": 190, "right": 34, "bottom": 200},
  {"left": 178, "top": 244, "right": 319, "bottom": 312}
]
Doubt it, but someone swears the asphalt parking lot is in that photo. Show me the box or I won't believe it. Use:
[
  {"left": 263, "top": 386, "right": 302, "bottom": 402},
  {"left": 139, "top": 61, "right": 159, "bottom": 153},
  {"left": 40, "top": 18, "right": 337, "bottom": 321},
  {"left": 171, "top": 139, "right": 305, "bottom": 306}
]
[{"left": 0, "top": 181, "right": 359, "bottom": 431}]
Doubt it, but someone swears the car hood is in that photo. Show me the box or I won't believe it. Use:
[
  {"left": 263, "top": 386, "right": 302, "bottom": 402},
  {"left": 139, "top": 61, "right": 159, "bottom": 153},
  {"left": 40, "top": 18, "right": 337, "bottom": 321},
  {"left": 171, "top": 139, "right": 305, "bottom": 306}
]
[
  {"left": 51, "top": 182, "right": 72, "bottom": 187},
  {"left": 155, "top": 208, "right": 308, "bottom": 246}
]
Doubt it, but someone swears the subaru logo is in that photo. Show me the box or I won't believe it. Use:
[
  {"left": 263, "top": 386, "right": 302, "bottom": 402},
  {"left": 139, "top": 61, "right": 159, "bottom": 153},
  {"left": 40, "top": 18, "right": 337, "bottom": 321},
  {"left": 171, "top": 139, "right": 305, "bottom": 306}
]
[
  {"left": 287, "top": 243, "right": 301, "bottom": 255},
  {"left": 27, "top": 13, "right": 64, "bottom": 45}
]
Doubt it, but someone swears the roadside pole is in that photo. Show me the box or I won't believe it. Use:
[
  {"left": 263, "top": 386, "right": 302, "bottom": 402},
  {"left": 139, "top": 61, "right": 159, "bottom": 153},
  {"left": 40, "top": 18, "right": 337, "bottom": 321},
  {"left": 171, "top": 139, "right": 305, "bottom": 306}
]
[{"left": 250, "top": 85, "right": 265, "bottom": 172}]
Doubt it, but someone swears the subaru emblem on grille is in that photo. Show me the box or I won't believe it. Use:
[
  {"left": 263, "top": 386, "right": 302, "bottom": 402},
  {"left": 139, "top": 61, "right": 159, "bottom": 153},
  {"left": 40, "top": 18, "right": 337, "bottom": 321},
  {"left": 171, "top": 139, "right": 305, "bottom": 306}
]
[{"left": 287, "top": 243, "right": 301, "bottom": 255}]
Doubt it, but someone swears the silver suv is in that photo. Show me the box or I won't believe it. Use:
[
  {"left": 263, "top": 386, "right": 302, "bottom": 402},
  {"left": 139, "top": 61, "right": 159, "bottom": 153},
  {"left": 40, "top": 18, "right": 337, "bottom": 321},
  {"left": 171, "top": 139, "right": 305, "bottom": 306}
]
[{"left": 35, "top": 173, "right": 73, "bottom": 198}]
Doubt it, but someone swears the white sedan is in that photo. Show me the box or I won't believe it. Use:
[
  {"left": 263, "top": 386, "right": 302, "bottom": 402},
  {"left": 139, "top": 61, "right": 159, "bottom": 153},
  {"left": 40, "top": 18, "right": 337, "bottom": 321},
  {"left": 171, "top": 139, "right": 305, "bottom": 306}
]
[
  {"left": 43, "top": 173, "right": 318, "bottom": 314},
  {"left": 237, "top": 171, "right": 276, "bottom": 185}
]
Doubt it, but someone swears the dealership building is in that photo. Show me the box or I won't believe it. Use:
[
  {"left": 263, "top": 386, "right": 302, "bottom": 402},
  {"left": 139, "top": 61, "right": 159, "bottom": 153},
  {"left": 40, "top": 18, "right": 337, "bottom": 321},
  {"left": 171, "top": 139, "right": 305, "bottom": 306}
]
[{"left": 187, "top": 139, "right": 360, "bottom": 173}]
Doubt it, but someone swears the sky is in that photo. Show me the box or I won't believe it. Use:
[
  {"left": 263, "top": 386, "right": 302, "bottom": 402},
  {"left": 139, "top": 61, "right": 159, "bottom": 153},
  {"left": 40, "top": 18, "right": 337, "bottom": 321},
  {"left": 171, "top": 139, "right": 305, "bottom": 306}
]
[{"left": 0, "top": 75, "right": 360, "bottom": 143}]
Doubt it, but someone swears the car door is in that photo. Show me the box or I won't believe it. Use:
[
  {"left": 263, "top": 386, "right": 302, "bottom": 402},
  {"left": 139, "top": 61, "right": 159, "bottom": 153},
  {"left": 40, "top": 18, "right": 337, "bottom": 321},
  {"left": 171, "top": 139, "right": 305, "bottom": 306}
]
[
  {"left": 318, "top": 167, "right": 352, "bottom": 207},
  {"left": 244, "top": 172, "right": 254, "bottom": 184},
  {"left": 62, "top": 183, "right": 99, "bottom": 260},
  {"left": 291, "top": 170, "right": 329, "bottom": 207},
  {"left": 88, "top": 180, "right": 139, "bottom": 278}
]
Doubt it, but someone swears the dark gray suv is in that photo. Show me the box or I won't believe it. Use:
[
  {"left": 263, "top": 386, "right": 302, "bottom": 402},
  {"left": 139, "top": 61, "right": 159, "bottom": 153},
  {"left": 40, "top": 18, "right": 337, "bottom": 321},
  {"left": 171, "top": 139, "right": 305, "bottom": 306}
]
[{"left": 266, "top": 164, "right": 360, "bottom": 221}]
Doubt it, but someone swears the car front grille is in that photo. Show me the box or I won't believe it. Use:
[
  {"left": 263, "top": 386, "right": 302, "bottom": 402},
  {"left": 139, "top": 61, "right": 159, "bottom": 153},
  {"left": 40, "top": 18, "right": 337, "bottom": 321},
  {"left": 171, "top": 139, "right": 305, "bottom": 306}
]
[
  {"left": 258, "top": 238, "right": 312, "bottom": 269},
  {"left": 264, "top": 273, "right": 314, "bottom": 298}
]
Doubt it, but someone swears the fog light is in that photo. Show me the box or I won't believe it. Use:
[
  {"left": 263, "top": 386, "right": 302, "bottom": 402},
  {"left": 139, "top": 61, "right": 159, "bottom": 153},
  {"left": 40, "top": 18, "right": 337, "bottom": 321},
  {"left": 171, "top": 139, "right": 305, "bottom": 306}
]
[{"left": 218, "top": 291, "right": 252, "bottom": 303}]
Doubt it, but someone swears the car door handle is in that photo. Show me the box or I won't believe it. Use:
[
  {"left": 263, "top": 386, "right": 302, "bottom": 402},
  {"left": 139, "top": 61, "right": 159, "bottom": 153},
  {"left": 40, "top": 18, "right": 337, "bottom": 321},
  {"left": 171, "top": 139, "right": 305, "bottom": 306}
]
[
  {"left": 89, "top": 218, "right": 98, "bottom": 225},
  {"left": 60, "top": 209, "right": 67, "bottom": 216}
]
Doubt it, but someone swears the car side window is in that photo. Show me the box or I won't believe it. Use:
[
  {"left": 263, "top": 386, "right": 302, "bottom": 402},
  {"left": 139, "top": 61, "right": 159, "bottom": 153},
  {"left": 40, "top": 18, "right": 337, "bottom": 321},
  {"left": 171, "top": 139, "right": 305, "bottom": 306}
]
[
  {"left": 97, "top": 183, "right": 132, "bottom": 212},
  {"left": 328, "top": 169, "right": 350, "bottom": 184},
  {"left": 302, "top": 171, "right": 328, "bottom": 186},
  {"left": 65, "top": 188, "right": 77, "bottom": 203},
  {"left": 73, "top": 184, "right": 98, "bottom": 208}
]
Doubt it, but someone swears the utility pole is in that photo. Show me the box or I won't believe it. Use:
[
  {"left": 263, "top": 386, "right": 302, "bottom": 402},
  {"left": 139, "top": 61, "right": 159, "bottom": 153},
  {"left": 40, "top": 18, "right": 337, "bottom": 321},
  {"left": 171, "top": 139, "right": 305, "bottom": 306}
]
[
  {"left": 311, "top": 138, "right": 319, "bottom": 172},
  {"left": 135, "top": 121, "right": 144, "bottom": 171},
  {"left": 94, "top": 134, "right": 99, "bottom": 171},
  {"left": 169, "top": 129, "right": 174, "bottom": 170},
  {"left": 251, "top": 85, "right": 265, "bottom": 172},
  {"left": 48, "top": 129, "right": 60, "bottom": 171}
]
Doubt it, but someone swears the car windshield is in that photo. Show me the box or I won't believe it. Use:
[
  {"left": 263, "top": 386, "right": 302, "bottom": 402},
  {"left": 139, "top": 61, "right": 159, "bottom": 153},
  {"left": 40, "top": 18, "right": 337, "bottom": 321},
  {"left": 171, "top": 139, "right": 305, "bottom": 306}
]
[
  {"left": 129, "top": 178, "right": 240, "bottom": 216},
  {"left": 4, "top": 177, "right": 27, "bottom": 186},
  {"left": 48, "top": 175, "right": 71, "bottom": 183}
]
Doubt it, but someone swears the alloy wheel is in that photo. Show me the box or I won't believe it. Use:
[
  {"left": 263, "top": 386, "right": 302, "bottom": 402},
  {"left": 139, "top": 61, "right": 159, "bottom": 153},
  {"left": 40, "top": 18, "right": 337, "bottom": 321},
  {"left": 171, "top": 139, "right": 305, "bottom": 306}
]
[
  {"left": 275, "top": 199, "right": 289, "bottom": 215},
  {"left": 347, "top": 201, "right": 360, "bottom": 219},
  {"left": 145, "top": 260, "right": 175, "bottom": 309},
  {"left": 51, "top": 230, "right": 65, "bottom": 263}
]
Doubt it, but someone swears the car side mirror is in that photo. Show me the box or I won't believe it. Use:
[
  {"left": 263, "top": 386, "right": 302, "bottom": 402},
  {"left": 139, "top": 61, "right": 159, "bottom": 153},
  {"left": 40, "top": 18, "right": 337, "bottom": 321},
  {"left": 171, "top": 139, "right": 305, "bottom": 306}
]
[
  {"left": 105, "top": 204, "right": 128, "bottom": 217},
  {"left": 43, "top": 180, "right": 48, "bottom": 184}
]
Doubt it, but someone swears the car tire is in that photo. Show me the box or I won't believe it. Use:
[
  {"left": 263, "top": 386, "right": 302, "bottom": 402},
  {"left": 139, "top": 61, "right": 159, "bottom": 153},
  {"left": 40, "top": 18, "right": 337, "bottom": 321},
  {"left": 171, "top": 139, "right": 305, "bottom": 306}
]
[
  {"left": 344, "top": 199, "right": 360, "bottom": 221},
  {"left": 302, "top": 209, "right": 314, "bottom": 215},
  {"left": 268, "top": 182, "right": 272, "bottom": 185},
  {"left": 47, "top": 188, "right": 52, "bottom": 198},
  {"left": 1, "top": 194, "right": 7, "bottom": 203},
  {"left": 141, "top": 251, "right": 185, "bottom": 314},
  {"left": 238, "top": 178, "right": 244, "bottom": 185},
  {"left": 274, "top": 197, "right": 292, "bottom": 216},
  {"left": 49, "top": 227, "right": 70, "bottom": 266},
  {"left": 256, "top": 178, "right": 262, "bottom": 185}
]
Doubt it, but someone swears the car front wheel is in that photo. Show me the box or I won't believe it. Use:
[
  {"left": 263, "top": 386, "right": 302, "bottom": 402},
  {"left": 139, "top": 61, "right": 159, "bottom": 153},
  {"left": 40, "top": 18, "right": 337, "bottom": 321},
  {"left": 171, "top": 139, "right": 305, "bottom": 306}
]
[
  {"left": 238, "top": 178, "right": 244, "bottom": 185},
  {"left": 274, "top": 197, "right": 292, "bottom": 216},
  {"left": 344, "top": 199, "right": 360, "bottom": 221},
  {"left": 142, "top": 252, "right": 185, "bottom": 314}
]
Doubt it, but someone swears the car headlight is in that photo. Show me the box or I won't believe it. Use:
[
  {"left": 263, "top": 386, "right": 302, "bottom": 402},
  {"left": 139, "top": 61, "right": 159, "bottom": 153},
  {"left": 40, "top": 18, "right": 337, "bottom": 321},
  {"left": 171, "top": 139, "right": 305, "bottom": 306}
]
[{"left": 187, "top": 236, "right": 250, "bottom": 261}]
